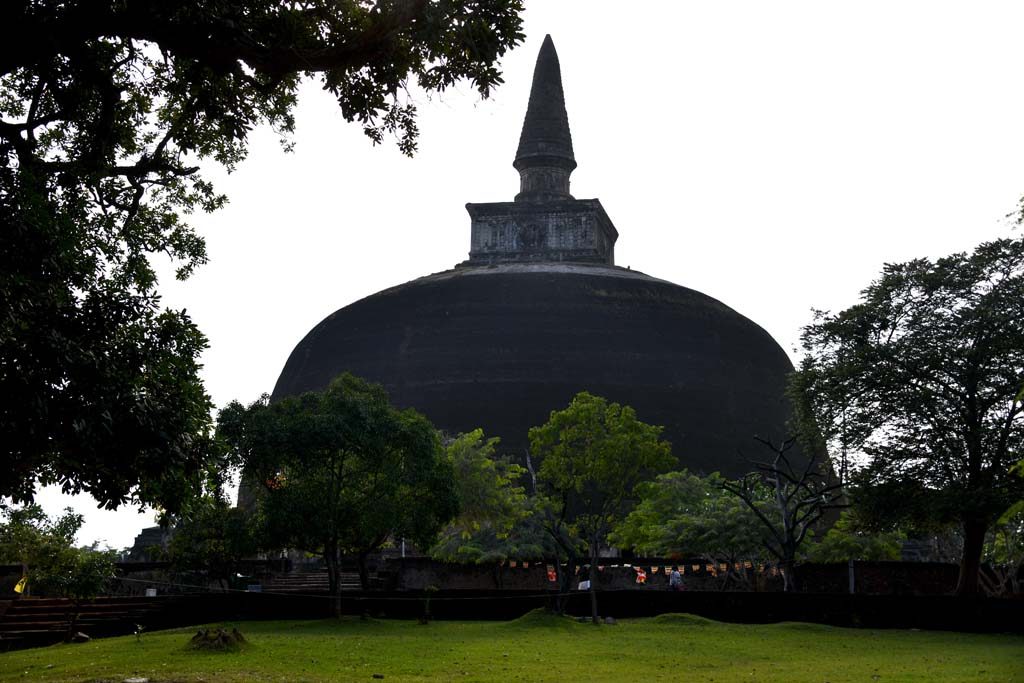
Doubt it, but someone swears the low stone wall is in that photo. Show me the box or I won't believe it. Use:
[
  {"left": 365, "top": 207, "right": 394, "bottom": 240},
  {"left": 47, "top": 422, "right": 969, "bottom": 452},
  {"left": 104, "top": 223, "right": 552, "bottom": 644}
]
[
  {"left": 4, "top": 590, "right": 1021, "bottom": 639},
  {"left": 386, "top": 558, "right": 982, "bottom": 595},
  {"left": 852, "top": 561, "right": 960, "bottom": 595},
  {"left": 111, "top": 560, "right": 287, "bottom": 596},
  {"left": 389, "top": 557, "right": 549, "bottom": 591}
]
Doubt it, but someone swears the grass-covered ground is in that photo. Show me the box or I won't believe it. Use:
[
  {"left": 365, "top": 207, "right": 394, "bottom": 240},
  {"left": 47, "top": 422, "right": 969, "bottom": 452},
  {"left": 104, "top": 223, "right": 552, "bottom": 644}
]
[{"left": 1, "top": 612, "right": 1020, "bottom": 682}]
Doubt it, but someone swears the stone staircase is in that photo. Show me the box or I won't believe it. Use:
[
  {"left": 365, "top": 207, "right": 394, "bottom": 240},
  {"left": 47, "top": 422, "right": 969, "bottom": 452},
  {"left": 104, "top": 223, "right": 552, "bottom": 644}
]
[
  {"left": 0, "top": 597, "right": 164, "bottom": 650},
  {"left": 261, "top": 570, "right": 362, "bottom": 593}
]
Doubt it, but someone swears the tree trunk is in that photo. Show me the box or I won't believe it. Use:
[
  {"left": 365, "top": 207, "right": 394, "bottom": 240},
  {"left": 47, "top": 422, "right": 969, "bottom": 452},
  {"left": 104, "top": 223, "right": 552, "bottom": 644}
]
[
  {"left": 65, "top": 598, "right": 80, "bottom": 642},
  {"left": 324, "top": 545, "right": 342, "bottom": 617},
  {"left": 955, "top": 517, "right": 988, "bottom": 596},
  {"left": 589, "top": 545, "right": 600, "bottom": 625},
  {"left": 357, "top": 551, "right": 370, "bottom": 591},
  {"left": 325, "top": 555, "right": 339, "bottom": 595},
  {"left": 780, "top": 555, "right": 799, "bottom": 593},
  {"left": 554, "top": 553, "right": 576, "bottom": 615}
]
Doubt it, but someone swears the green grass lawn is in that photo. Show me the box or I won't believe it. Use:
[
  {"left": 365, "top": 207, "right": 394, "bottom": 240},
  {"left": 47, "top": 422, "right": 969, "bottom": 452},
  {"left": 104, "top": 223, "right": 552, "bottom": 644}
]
[{"left": 1, "top": 612, "right": 1020, "bottom": 682}]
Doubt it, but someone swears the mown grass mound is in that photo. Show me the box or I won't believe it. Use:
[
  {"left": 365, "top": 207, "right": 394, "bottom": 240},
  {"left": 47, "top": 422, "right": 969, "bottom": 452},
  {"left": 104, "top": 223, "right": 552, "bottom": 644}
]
[
  {"left": 503, "top": 608, "right": 581, "bottom": 630},
  {"left": 650, "top": 612, "right": 719, "bottom": 627}
]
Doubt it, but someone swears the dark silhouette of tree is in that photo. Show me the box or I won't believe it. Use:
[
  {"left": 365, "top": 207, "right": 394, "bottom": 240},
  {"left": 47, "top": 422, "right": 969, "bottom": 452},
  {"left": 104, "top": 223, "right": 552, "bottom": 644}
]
[
  {"left": 0, "top": 0, "right": 525, "bottom": 510},
  {"left": 160, "top": 493, "right": 260, "bottom": 592},
  {"left": 722, "top": 436, "right": 844, "bottom": 592},
  {"left": 793, "top": 237, "right": 1024, "bottom": 595}
]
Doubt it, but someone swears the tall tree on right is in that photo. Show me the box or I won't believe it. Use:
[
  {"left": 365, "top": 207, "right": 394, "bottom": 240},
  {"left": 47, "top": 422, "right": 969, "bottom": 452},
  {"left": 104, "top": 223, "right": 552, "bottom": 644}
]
[{"left": 793, "top": 237, "right": 1024, "bottom": 595}]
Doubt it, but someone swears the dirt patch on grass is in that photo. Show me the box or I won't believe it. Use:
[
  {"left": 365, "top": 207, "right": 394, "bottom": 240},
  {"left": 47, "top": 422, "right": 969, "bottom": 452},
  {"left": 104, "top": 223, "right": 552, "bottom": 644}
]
[{"left": 187, "top": 627, "right": 248, "bottom": 652}]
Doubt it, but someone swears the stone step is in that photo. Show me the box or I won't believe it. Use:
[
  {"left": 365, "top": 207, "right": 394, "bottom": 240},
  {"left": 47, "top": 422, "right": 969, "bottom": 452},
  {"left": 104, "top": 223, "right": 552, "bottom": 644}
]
[
  {"left": 0, "top": 598, "right": 167, "bottom": 647},
  {"left": 262, "top": 580, "right": 362, "bottom": 592},
  {"left": 0, "top": 621, "right": 69, "bottom": 631},
  {"left": 262, "top": 571, "right": 361, "bottom": 591},
  {"left": 1, "top": 614, "right": 74, "bottom": 626},
  {"left": 9, "top": 597, "right": 154, "bottom": 607},
  {"left": 75, "top": 612, "right": 151, "bottom": 622},
  {"left": 8, "top": 603, "right": 159, "bottom": 615},
  {"left": 265, "top": 573, "right": 333, "bottom": 581}
]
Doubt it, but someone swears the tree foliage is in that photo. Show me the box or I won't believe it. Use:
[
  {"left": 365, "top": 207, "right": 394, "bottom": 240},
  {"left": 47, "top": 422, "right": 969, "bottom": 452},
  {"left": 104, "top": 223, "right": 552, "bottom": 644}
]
[
  {"left": 0, "top": 504, "right": 116, "bottom": 600},
  {"left": 722, "top": 436, "right": 844, "bottom": 592},
  {"left": 219, "top": 373, "right": 458, "bottom": 595},
  {"left": 793, "top": 237, "right": 1024, "bottom": 594},
  {"left": 804, "top": 509, "right": 903, "bottom": 563},
  {"left": 611, "top": 471, "right": 767, "bottom": 559},
  {"left": 442, "top": 430, "right": 528, "bottom": 537},
  {"left": 0, "top": 0, "right": 525, "bottom": 510},
  {"left": 981, "top": 501, "right": 1024, "bottom": 596},
  {"left": 160, "top": 492, "right": 260, "bottom": 591},
  {"left": 611, "top": 470, "right": 770, "bottom": 589},
  {"left": 531, "top": 391, "right": 673, "bottom": 622},
  {"left": 429, "top": 429, "right": 544, "bottom": 566}
]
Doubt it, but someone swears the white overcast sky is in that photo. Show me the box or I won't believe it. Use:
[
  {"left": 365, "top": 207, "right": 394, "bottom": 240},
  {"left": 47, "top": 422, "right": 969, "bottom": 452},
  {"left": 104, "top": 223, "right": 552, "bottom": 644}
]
[{"left": 31, "top": 1, "right": 1024, "bottom": 549}]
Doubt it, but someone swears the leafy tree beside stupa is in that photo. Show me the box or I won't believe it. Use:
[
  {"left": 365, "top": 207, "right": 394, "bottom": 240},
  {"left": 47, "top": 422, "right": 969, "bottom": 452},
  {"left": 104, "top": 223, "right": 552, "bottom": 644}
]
[
  {"left": 793, "top": 237, "right": 1024, "bottom": 595},
  {"left": 0, "top": 0, "right": 526, "bottom": 513}
]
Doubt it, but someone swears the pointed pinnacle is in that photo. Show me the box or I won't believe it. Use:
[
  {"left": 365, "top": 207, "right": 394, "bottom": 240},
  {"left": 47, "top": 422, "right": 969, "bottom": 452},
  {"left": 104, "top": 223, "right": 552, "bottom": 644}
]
[{"left": 514, "top": 35, "right": 576, "bottom": 170}]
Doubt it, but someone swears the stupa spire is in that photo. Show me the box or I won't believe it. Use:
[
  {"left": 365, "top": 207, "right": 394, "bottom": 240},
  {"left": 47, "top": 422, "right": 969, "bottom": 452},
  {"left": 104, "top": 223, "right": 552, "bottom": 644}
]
[
  {"left": 513, "top": 35, "right": 576, "bottom": 202},
  {"left": 464, "top": 35, "right": 617, "bottom": 267}
]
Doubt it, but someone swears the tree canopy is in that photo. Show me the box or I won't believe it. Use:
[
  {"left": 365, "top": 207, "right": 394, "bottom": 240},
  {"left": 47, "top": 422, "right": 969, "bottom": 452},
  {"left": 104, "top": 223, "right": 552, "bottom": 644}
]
[
  {"left": 218, "top": 373, "right": 458, "bottom": 595},
  {"left": 429, "top": 429, "right": 542, "bottom": 566},
  {"left": 793, "top": 236, "right": 1024, "bottom": 594},
  {"left": 0, "top": 504, "right": 116, "bottom": 600},
  {"left": 611, "top": 471, "right": 767, "bottom": 561},
  {"left": 803, "top": 509, "right": 903, "bottom": 564},
  {"left": 160, "top": 492, "right": 260, "bottom": 591},
  {"left": 0, "top": 0, "right": 525, "bottom": 510},
  {"left": 531, "top": 391, "right": 673, "bottom": 622}
]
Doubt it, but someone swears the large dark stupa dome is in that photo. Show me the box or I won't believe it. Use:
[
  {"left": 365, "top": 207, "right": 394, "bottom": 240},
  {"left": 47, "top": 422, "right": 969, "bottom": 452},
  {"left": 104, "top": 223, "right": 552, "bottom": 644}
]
[{"left": 272, "top": 36, "right": 796, "bottom": 479}]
